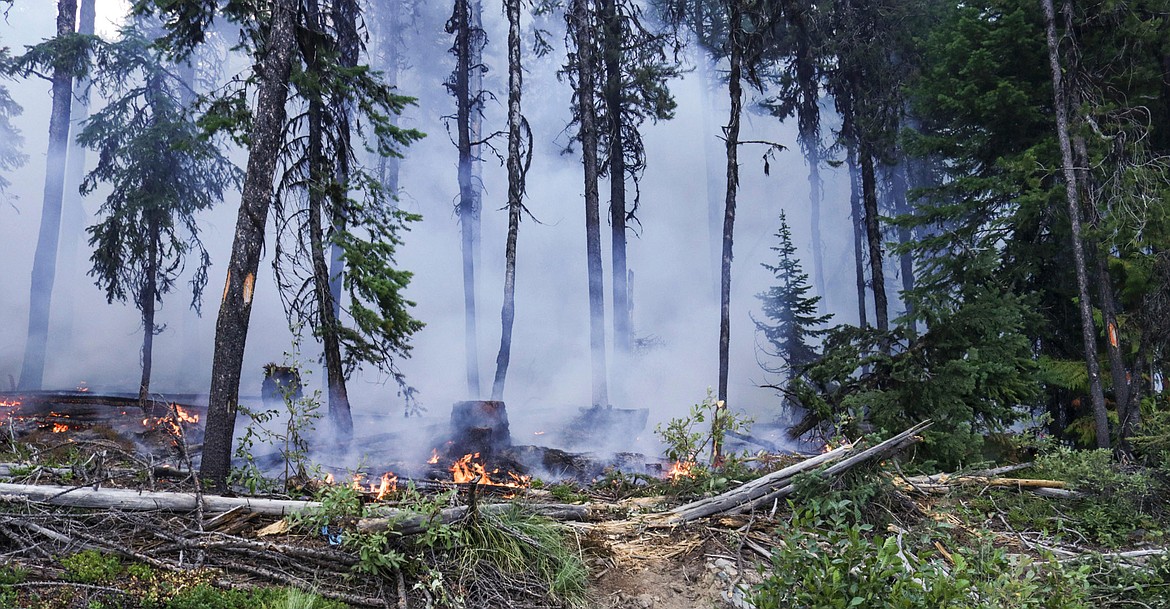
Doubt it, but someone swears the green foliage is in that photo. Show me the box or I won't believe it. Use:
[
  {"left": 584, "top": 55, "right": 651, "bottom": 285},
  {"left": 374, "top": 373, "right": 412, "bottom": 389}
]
[
  {"left": 165, "top": 584, "right": 345, "bottom": 609},
  {"left": 456, "top": 507, "right": 588, "bottom": 606},
  {"left": 61, "top": 549, "right": 122, "bottom": 584},
  {"left": 753, "top": 500, "right": 1092, "bottom": 609},
  {"left": 790, "top": 283, "right": 1042, "bottom": 468},
  {"left": 78, "top": 25, "right": 239, "bottom": 320},
  {"left": 0, "top": 564, "right": 28, "bottom": 585},
  {"left": 655, "top": 389, "right": 753, "bottom": 468},
  {"left": 754, "top": 211, "right": 832, "bottom": 386},
  {"left": 0, "top": 49, "right": 25, "bottom": 197}
]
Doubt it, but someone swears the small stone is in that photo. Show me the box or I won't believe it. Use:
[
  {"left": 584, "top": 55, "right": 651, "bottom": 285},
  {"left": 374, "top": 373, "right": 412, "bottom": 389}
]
[
  {"left": 635, "top": 593, "right": 654, "bottom": 609},
  {"left": 670, "top": 583, "right": 685, "bottom": 594}
]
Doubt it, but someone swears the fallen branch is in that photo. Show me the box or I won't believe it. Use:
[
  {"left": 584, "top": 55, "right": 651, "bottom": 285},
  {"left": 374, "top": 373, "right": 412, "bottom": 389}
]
[
  {"left": 358, "top": 502, "right": 595, "bottom": 534},
  {"left": 658, "top": 421, "right": 932, "bottom": 524},
  {"left": 0, "top": 482, "right": 319, "bottom": 515}
]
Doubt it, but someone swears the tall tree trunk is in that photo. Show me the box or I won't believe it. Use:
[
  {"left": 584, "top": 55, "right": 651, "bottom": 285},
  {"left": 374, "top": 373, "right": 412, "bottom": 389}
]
[
  {"left": 55, "top": 0, "right": 95, "bottom": 355},
  {"left": 842, "top": 111, "right": 868, "bottom": 329},
  {"left": 19, "top": 0, "right": 78, "bottom": 391},
  {"left": 202, "top": 0, "right": 299, "bottom": 486},
  {"left": 307, "top": 0, "right": 352, "bottom": 440},
  {"left": 1041, "top": 0, "right": 1110, "bottom": 449},
  {"left": 572, "top": 0, "right": 609, "bottom": 409},
  {"left": 859, "top": 145, "right": 888, "bottom": 331},
  {"left": 1073, "top": 136, "right": 1131, "bottom": 446},
  {"left": 601, "top": 0, "right": 630, "bottom": 357},
  {"left": 138, "top": 214, "right": 160, "bottom": 405},
  {"left": 371, "top": 0, "right": 402, "bottom": 201},
  {"left": 785, "top": 0, "right": 826, "bottom": 306},
  {"left": 452, "top": 0, "right": 481, "bottom": 397},
  {"left": 891, "top": 159, "right": 915, "bottom": 328},
  {"left": 715, "top": 0, "right": 745, "bottom": 467},
  {"left": 491, "top": 0, "right": 523, "bottom": 401},
  {"left": 329, "top": 0, "right": 362, "bottom": 322}
]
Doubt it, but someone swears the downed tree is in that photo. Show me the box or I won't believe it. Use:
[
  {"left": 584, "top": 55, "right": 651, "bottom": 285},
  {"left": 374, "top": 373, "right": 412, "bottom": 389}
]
[
  {"left": 0, "top": 482, "right": 318, "bottom": 515},
  {"left": 894, "top": 469, "right": 1080, "bottom": 498},
  {"left": 657, "top": 421, "right": 932, "bottom": 525}
]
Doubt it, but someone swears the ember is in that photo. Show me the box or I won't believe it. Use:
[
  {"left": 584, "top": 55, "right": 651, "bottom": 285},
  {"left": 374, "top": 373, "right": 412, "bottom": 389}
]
[{"left": 50, "top": 423, "right": 69, "bottom": 433}]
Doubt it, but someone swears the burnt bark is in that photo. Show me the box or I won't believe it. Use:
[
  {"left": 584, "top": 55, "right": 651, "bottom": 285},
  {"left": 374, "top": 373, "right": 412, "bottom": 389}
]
[
  {"left": 490, "top": 0, "right": 523, "bottom": 401},
  {"left": 328, "top": 0, "right": 361, "bottom": 322},
  {"left": 844, "top": 122, "right": 867, "bottom": 329},
  {"left": 859, "top": 145, "right": 888, "bottom": 331},
  {"left": 202, "top": 0, "right": 299, "bottom": 485},
  {"left": 1041, "top": 0, "right": 1110, "bottom": 449},
  {"left": 717, "top": 1, "right": 744, "bottom": 408},
  {"left": 19, "top": 0, "right": 79, "bottom": 391},
  {"left": 891, "top": 160, "right": 915, "bottom": 327},
  {"left": 451, "top": 0, "right": 481, "bottom": 398},
  {"left": 571, "top": 0, "right": 609, "bottom": 409}
]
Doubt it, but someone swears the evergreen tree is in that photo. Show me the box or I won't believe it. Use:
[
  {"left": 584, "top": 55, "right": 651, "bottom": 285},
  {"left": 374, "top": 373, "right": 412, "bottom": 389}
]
[
  {"left": 78, "top": 24, "right": 239, "bottom": 405},
  {"left": 754, "top": 211, "right": 831, "bottom": 383},
  {"left": 0, "top": 48, "right": 26, "bottom": 198}
]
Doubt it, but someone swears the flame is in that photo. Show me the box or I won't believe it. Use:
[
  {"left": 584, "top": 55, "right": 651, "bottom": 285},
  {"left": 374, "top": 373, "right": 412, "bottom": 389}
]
[
  {"left": 665, "top": 460, "right": 696, "bottom": 481},
  {"left": 369, "top": 472, "right": 398, "bottom": 500},
  {"left": 51, "top": 423, "right": 69, "bottom": 433},
  {"left": 427, "top": 448, "right": 440, "bottom": 464},
  {"left": 449, "top": 453, "right": 530, "bottom": 488},
  {"left": 172, "top": 405, "right": 200, "bottom": 424},
  {"left": 0, "top": 399, "right": 20, "bottom": 409},
  {"left": 77, "top": 381, "right": 89, "bottom": 392}
]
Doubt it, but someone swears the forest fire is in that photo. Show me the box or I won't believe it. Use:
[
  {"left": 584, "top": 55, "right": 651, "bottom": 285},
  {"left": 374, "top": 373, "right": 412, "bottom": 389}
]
[
  {"left": 666, "top": 460, "right": 696, "bottom": 481},
  {"left": 427, "top": 448, "right": 440, "bottom": 464},
  {"left": 50, "top": 422, "right": 69, "bottom": 433},
  {"left": 450, "top": 452, "right": 530, "bottom": 488},
  {"left": 142, "top": 404, "right": 201, "bottom": 434}
]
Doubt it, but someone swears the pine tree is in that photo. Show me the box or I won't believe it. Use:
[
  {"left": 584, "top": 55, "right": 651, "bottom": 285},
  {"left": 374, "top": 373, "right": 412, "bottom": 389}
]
[
  {"left": 78, "top": 24, "right": 238, "bottom": 405},
  {"left": 0, "top": 48, "right": 26, "bottom": 198},
  {"left": 755, "top": 212, "right": 831, "bottom": 382}
]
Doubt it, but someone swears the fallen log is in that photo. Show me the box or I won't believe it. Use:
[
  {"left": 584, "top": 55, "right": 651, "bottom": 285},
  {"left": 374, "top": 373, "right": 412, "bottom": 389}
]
[
  {"left": 659, "top": 421, "right": 931, "bottom": 524},
  {"left": 0, "top": 482, "right": 319, "bottom": 515}
]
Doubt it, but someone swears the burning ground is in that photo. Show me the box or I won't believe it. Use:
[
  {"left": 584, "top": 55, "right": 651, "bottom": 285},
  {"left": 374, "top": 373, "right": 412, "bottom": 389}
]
[{"left": 0, "top": 397, "right": 1167, "bottom": 609}]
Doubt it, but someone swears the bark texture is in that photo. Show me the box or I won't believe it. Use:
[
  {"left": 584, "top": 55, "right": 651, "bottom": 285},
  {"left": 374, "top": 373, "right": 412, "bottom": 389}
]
[
  {"left": 202, "top": 0, "right": 299, "bottom": 485},
  {"left": 1041, "top": 0, "right": 1110, "bottom": 449},
  {"left": 491, "top": 0, "right": 523, "bottom": 401},
  {"left": 718, "top": 1, "right": 744, "bottom": 409}
]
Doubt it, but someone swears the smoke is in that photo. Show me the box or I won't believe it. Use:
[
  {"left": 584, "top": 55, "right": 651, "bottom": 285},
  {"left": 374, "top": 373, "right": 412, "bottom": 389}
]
[{"left": 0, "top": 0, "right": 863, "bottom": 465}]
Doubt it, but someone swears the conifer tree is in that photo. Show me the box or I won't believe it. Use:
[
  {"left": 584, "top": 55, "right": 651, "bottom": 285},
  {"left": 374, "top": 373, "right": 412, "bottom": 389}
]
[
  {"left": 78, "top": 24, "right": 238, "bottom": 405},
  {"left": 754, "top": 211, "right": 831, "bottom": 383},
  {"left": 0, "top": 48, "right": 26, "bottom": 198}
]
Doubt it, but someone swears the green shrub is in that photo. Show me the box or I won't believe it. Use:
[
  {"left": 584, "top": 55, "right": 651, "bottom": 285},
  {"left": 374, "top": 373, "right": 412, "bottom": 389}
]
[
  {"left": 61, "top": 549, "right": 123, "bottom": 584},
  {"left": 166, "top": 585, "right": 345, "bottom": 609}
]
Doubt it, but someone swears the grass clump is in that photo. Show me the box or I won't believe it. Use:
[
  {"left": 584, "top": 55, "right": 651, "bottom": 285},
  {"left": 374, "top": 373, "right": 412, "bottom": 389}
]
[
  {"left": 165, "top": 584, "right": 346, "bottom": 609},
  {"left": 61, "top": 549, "right": 123, "bottom": 584}
]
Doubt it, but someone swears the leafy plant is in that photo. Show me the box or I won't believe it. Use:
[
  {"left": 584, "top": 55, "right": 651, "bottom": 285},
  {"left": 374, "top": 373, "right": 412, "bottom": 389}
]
[
  {"left": 61, "top": 549, "right": 122, "bottom": 584},
  {"left": 656, "top": 389, "right": 753, "bottom": 469}
]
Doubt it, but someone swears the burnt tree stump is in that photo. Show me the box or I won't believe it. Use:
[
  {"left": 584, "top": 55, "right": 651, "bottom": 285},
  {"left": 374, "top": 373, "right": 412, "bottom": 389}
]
[{"left": 449, "top": 401, "right": 512, "bottom": 459}]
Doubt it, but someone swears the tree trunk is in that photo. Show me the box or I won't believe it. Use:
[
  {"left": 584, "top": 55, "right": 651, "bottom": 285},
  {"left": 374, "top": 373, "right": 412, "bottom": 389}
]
[
  {"left": 138, "top": 214, "right": 160, "bottom": 406},
  {"left": 306, "top": 0, "right": 352, "bottom": 441},
  {"left": 859, "top": 146, "right": 888, "bottom": 331},
  {"left": 371, "top": 0, "right": 402, "bottom": 202},
  {"left": 54, "top": 0, "right": 95, "bottom": 355},
  {"left": 328, "top": 0, "right": 361, "bottom": 323},
  {"left": 452, "top": 0, "right": 481, "bottom": 398},
  {"left": 1072, "top": 135, "right": 1131, "bottom": 444},
  {"left": 202, "top": 0, "right": 299, "bottom": 486},
  {"left": 841, "top": 110, "right": 868, "bottom": 329},
  {"left": 891, "top": 160, "right": 915, "bottom": 328},
  {"left": 717, "top": 1, "right": 743, "bottom": 410},
  {"left": 786, "top": 0, "right": 826, "bottom": 306},
  {"left": 1041, "top": 0, "right": 1110, "bottom": 449},
  {"left": 572, "top": 0, "right": 609, "bottom": 409},
  {"left": 19, "top": 0, "right": 78, "bottom": 391},
  {"left": 601, "top": 0, "right": 630, "bottom": 357},
  {"left": 490, "top": 0, "right": 523, "bottom": 401}
]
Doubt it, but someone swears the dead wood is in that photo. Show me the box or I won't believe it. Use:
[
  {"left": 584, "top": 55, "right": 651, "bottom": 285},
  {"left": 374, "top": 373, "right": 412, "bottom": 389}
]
[
  {"left": 659, "top": 421, "right": 932, "bottom": 525},
  {"left": 0, "top": 482, "right": 320, "bottom": 515}
]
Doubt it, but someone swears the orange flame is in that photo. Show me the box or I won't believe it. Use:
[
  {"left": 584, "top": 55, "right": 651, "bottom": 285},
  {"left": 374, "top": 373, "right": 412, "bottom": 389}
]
[
  {"left": 172, "top": 405, "right": 200, "bottom": 424},
  {"left": 0, "top": 399, "right": 20, "bottom": 409},
  {"left": 427, "top": 448, "right": 440, "bottom": 464},
  {"left": 665, "top": 460, "right": 696, "bottom": 481},
  {"left": 370, "top": 472, "right": 398, "bottom": 500},
  {"left": 51, "top": 423, "right": 69, "bottom": 433},
  {"left": 450, "top": 453, "right": 530, "bottom": 488}
]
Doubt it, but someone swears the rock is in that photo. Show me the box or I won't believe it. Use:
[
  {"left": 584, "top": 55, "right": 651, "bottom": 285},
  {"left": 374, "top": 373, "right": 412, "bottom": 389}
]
[{"left": 634, "top": 593, "right": 654, "bottom": 608}]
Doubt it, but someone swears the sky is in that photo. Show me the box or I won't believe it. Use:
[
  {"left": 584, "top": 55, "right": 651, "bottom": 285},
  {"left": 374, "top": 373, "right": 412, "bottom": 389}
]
[{"left": 0, "top": 0, "right": 874, "bottom": 457}]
